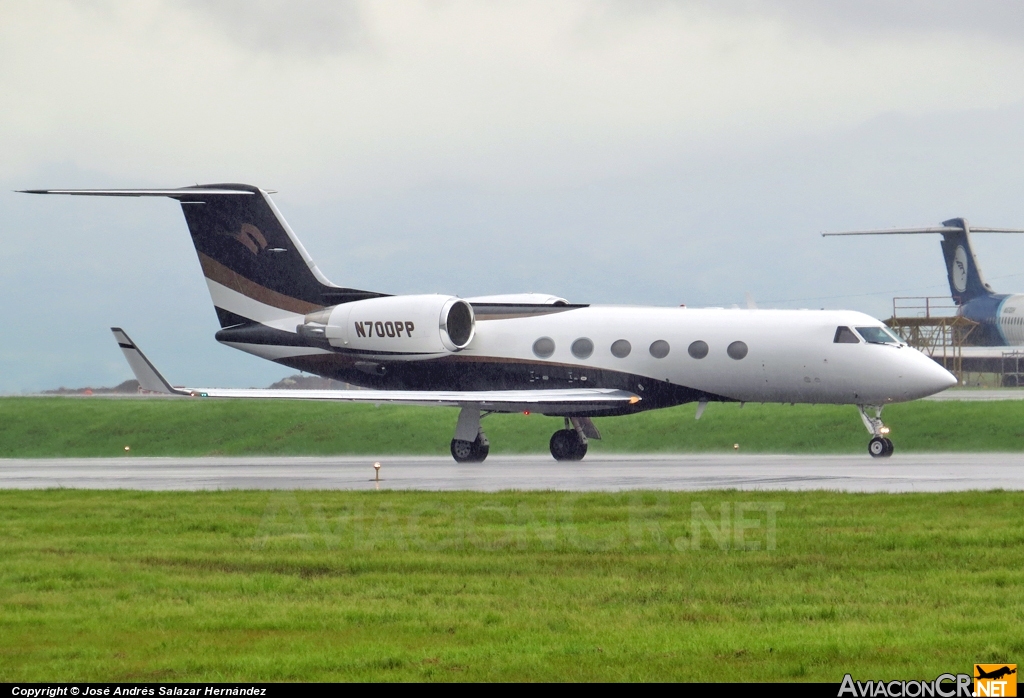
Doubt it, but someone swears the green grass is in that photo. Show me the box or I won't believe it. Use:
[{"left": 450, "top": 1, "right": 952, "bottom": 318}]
[
  {"left": 1, "top": 489, "right": 1021, "bottom": 681},
  {"left": 3, "top": 396, "right": 1024, "bottom": 457}
]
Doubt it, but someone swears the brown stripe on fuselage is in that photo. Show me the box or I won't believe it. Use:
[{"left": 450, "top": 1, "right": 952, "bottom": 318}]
[
  {"left": 198, "top": 253, "right": 322, "bottom": 315},
  {"left": 440, "top": 354, "right": 589, "bottom": 370},
  {"left": 282, "top": 349, "right": 614, "bottom": 373}
]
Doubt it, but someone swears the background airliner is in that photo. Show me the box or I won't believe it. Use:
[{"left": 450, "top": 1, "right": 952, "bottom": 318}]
[
  {"left": 825, "top": 218, "right": 1024, "bottom": 345},
  {"left": 23, "top": 185, "right": 956, "bottom": 460},
  {"left": 825, "top": 219, "right": 1024, "bottom": 373}
]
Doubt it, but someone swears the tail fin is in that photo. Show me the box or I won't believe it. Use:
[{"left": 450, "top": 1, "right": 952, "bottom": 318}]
[
  {"left": 937, "top": 218, "right": 992, "bottom": 305},
  {"left": 823, "top": 218, "right": 1024, "bottom": 306},
  {"left": 21, "top": 184, "right": 384, "bottom": 327},
  {"left": 173, "top": 184, "right": 383, "bottom": 327}
]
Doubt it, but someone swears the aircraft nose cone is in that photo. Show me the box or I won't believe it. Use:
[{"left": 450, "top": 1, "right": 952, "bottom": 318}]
[{"left": 903, "top": 351, "right": 958, "bottom": 399}]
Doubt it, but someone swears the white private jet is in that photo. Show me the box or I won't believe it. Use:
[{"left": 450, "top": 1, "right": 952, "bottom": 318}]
[{"left": 22, "top": 184, "right": 956, "bottom": 460}]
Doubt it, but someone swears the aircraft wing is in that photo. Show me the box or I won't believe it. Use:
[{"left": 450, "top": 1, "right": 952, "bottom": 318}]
[{"left": 111, "top": 328, "right": 641, "bottom": 413}]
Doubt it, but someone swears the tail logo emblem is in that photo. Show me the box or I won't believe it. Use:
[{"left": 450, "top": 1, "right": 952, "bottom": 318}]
[
  {"left": 953, "top": 244, "right": 969, "bottom": 293},
  {"left": 233, "top": 223, "right": 268, "bottom": 255}
]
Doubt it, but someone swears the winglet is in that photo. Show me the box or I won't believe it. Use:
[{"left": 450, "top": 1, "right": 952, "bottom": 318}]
[{"left": 110, "top": 328, "right": 184, "bottom": 395}]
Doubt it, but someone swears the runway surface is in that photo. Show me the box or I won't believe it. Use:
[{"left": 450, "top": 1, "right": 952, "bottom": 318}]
[
  {"left": 925, "top": 389, "right": 1024, "bottom": 401},
  {"left": 1, "top": 453, "right": 1021, "bottom": 492}
]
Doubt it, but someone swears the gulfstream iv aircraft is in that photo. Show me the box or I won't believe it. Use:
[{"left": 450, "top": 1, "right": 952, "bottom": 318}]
[
  {"left": 825, "top": 219, "right": 1024, "bottom": 347},
  {"left": 23, "top": 184, "right": 956, "bottom": 460}
]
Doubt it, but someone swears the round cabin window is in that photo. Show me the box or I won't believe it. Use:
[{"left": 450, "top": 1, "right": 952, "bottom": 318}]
[
  {"left": 532, "top": 337, "right": 555, "bottom": 359},
  {"left": 610, "top": 339, "right": 631, "bottom": 358},
  {"left": 727, "top": 341, "right": 748, "bottom": 360},
  {"left": 649, "top": 340, "right": 670, "bottom": 359},
  {"left": 571, "top": 338, "right": 594, "bottom": 359},
  {"left": 687, "top": 340, "right": 709, "bottom": 359}
]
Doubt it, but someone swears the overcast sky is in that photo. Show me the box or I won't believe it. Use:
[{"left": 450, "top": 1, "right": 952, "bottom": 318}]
[{"left": 5, "top": 0, "right": 1024, "bottom": 391}]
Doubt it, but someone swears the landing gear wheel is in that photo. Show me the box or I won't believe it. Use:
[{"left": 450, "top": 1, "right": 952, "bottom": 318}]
[
  {"left": 550, "top": 429, "right": 587, "bottom": 461},
  {"left": 451, "top": 435, "right": 489, "bottom": 463},
  {"left": 868, "top": 436, "right": 892, "bottom": 458},
  {"left": 858, "top": 405, "right": 893, "bottom": 459}
]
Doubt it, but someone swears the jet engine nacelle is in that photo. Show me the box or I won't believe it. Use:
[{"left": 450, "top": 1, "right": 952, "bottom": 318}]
[{"left": 299, "top": 294, "right": 476, "bottom": 354}]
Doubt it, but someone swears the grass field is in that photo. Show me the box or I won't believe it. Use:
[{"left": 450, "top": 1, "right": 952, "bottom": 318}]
[
  {"left": 1, "top": 489, "right": 1021, "bottom": 681},
  {"left": 3, "top": 396, "right": 1024, "bottom": 457}
]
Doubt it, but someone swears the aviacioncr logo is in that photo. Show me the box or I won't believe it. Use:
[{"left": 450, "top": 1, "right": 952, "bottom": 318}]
[
  {"left": 233, "top": 223, "right": 268, "bottom": 255},
  {"left": 953, "top": 244, "right": 969, "bottom": 293}
]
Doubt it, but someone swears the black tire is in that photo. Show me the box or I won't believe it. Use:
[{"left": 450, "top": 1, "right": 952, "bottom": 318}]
[
  {"left": 451, "top": 439, "right": 475, "bottom": 462},
  {"left": 550, "top": 429, "right": 587, "bottom": 461},
  {"left": 451, "top": 435, "right": 490, "bottom": 463},
  {"left": 549, "top": 430, "right": 571, "bottom": 460},
  {"left": 868, "top": 436, "right": 890, "bottom": 458},
  {"left": 471, "top": 439, "right": 490, "bottom": 462},
  {"left": 882, "top": 437, "right": 894, "bottom": 457}
]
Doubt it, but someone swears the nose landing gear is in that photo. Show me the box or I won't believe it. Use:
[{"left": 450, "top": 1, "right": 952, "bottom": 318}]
[
  {"left": 858, "top": 405, "right": 893, "bottom": 458},
  {"left": 868, "top": 436, "right": 893, "bottom": 458}
]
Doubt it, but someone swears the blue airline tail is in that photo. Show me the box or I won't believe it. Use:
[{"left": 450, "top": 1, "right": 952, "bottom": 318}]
[{"left": 937, "top": 218, "right": 995, "bottom": 305}]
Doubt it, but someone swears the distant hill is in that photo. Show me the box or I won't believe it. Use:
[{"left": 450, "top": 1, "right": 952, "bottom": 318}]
[
  {"left": 44, "top": 380, "right": 141, "bottom": 395},
  {"left": 267, "top": 375, "right": 362, "bottom": 390}
]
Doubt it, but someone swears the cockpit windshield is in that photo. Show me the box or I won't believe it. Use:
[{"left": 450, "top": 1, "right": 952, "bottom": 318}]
[
  {"left": 834, "top": 326, "right": 859, "bottom": 343},
  {"left": 856, "top": 326, "right": 902, "bottom": 345}
]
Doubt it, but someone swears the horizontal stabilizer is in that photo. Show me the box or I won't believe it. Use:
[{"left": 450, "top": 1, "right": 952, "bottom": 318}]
[
  {"left": 110, "top": 329, "right": 641, "bottom": 413},
  {"left": 19, "top": 188, "right": 253, "bottom": 197},
  {"left": 823, "top": 224, "right": 1024, "bottom": 237}
]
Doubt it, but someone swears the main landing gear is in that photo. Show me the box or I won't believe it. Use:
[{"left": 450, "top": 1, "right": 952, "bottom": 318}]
[
  {"left": 450, "top": 407, "right": 490, "bottom": 463},
  {"left": 549, "top": 417, "right": 601, "bottom": 461},
  {"left": 858, "top": 405, "right": 893, "bottom": 458},
  {"left": 448, "top": 410, "right": 602, "bottom": 464}
]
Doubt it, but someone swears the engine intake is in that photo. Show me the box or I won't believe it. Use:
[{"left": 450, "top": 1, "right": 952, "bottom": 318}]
[{"left": 440, "top": 297, "right": 474, "bottom": 350}]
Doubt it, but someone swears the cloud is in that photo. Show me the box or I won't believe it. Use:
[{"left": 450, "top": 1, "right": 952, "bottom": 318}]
[
  {"left": 618, "top": 1, "right": 1024, "bottom": 44},
  {"left": 178, "top": 0, "right": 365, "bottom": 58},
  {"left": 4, "top": 0, "right": 1024, "bottom": 198}
]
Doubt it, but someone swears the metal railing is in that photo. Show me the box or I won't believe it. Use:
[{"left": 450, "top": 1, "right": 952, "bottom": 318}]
[
  {"left": 892, "top": 296, "right": 960, "bottom": 319},
  {"left": 1002, "top": 351, "right": 1024, "bottom": 387}
]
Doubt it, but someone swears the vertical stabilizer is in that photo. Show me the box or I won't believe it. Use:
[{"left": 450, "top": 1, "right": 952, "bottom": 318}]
[
  {"left": 19, "top": 184, "right": 386, "bottom": 329},
  {"left": 174, "top": 184, "right": 384, "bottom": 327},
  {"left": 938, "top": 218, "right": 993, "bottom": 305}
]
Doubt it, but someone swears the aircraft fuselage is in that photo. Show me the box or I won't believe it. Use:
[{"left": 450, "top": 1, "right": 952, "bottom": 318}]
[{"left": 220, "top": 304, "right": 956, "bottom": 414}]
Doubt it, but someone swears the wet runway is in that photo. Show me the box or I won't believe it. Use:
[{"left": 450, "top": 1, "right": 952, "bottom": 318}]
[
  {"left": 925, "top": 389, "right": 1024, "bottom": 401},
  {"left": 1, "top": 453, "right": 1022, "bottom": 492}
]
